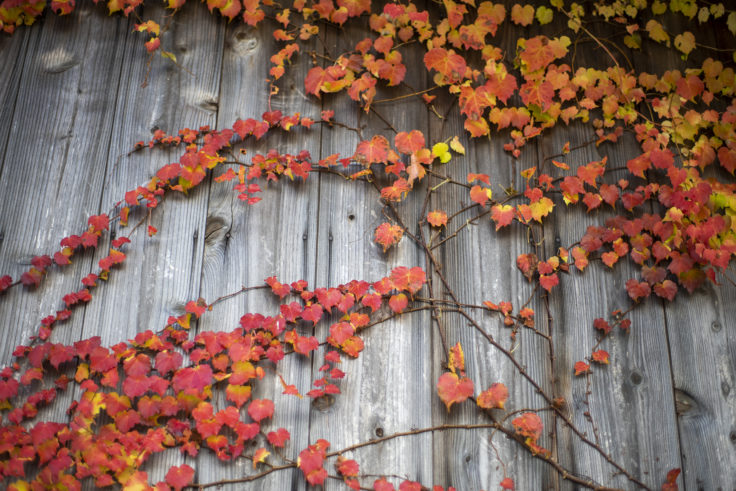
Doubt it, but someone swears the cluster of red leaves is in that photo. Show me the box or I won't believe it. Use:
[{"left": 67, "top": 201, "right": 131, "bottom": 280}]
[
  {"left": 0, "top": 267, "right": 425, "bottom": 489},
  {"left": 436, "top": 342, "right": 508, "bottom": 413}
]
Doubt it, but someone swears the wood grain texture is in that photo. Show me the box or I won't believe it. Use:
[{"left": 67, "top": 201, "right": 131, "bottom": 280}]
[
  {"left": 539, "top": 126, "right": 681, "bottom": 490},
  {"left": 194, "top": 19, "right": 322, "bottom": 489},
  {"left": 72, "top": 2, "right": 225, "bottom": 484},
  {"left": 0, "top": 3, "right": 129, "bottom": 372},
  {"left": 308, "top": 25, "right": 435, "bottom": 489},
  {"left": 428, "top": 93, "right": 556, "bottom": 489},
  {"left": 1, "top": 5, "right": 735, "bottom": 491}
]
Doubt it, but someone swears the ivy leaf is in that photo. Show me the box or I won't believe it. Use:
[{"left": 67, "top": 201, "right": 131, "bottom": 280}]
[
  {"left": 449, "top": 136, "right": 465, "bottom": 155},
  {"left": 394, "top": 130, "right": 425, "bottom": 154},
  {"left": 336, "top": 456, "right": 360, "bottom": 477},
  {"left": 356, "top": 135, "right": 390, "bottom": 164},
  {"left": 470, "top": 185, "right": 492, "bottom": 206},
  {"left": 375, "top": 223, "right": 404, "bottom": 251},
  {"left": 512, "top": 413, "right": 543, "bottom": 440},
  {"left": 511, "top": 4, "right": 534, "bottom": 26},
  {"left": 674, "top": 31, "right": 695, "bottom": 58},
  {"left": 165, "top": 464, "right": 195, "bottom": 491},
  {"left": 390, "top": 266, "right": 426, "bottom": 294},
  {"left": 247, "top": 398, "right": 274, "bottom": 422},
  {"left": 662, "top": 468, "right": 681, "bottom": 491},
  {"left": 592, "top": 350, "right": 610, "bottom": 364},
  {"left": 535, "top": 5, "right": 553, "bottom": 24},
  {"left": 491, "top": 204, "right": 514, "bottom": 230},
  {"left": 374, "top": 478, "right": 396, "bottom": 491},
  {"left": 625, "top": 279, "right": 651, "bottom": 301},
  {"left": 431, "top": 142, "right": 452, "bottom": 163},
  {"left": 500, "top": 477, "right": 515, "bottom": 490},
  {"left": 437, "top": 372, "right": 474, "bottom": 411},
  {"left": 477, "top": 382, "right": 509, "bottom": 409},
  {"left": 424, "top": 47, "right": 467, "bottom": 83},
  {"left": 0, "top": 275, "right": 12, "bottom": 292},
  {"left": 427, "top": 210, "right": 448, "bottom": 228},
  {"left": 388, "top": 293, "right": 408, "bottom": 313},
  {"left": 574, "top": 361, "right": 590, "bottom": 376},
  {"left": 253, "top": 447, "right": 270, "bottom": 468}
]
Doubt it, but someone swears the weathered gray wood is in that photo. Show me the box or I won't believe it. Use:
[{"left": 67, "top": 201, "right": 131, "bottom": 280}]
[
  {"left": 308, "top": 26, "right": 434, "bottom": 489},
  {"left": 663, "top": 282, "right": 736, "bottom": 489},
  {"left": 1, "top": 5, "right": 736, "bottom": 491},
  {"left": 428, "top": 90, "right": 556, "bottom": 489},
  {"left": 71, "top": 2, "right": 225, "bottom": 485},
  {"left": 540, "top": 126, "right": 682, "bottom": 489},
  {"left": 194, "top": 18, "right": 322, "bottom": 489},
  {"left": 0, "top": 27, "right": 31, "bottom": 180},
  {"left": 0, "top": 3, "right": 129, "bottom": 389}
]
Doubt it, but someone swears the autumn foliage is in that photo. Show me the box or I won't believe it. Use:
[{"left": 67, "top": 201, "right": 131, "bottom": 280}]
[{"left": 1, "top": 0, "right": 735, "bottom": 489}]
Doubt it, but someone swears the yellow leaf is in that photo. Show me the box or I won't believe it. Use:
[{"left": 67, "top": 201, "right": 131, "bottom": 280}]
[
  {"left": 674, "top": 32, "right": 695, "bottom": 58},
  {"left": 432, "top": 142, "right": 452, "bottom": 163},
  {"left": 651, "top": 0, "right": 666, "bottom": 15},
  {"left": 449, "top": 136, "right": 465, "bottom": 155},
  {"left": 645, "top": 19, "right": 670, "bottom": 46}
]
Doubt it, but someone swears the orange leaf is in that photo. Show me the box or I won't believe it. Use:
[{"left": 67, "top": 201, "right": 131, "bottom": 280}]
[
  {"left": 427, "top": 210, "right": 448, "bottom": 228},
  {"left": 436, "top": 372, "right": 474, "bottom": 411},
  {"left": 574, "top": 361, "right": 590, "bottom": 376},
  {"left": 374, "top": 223, "right": 403, "bottom": 251},
  {"left": 477, "top": 382, "right": 508, "bottom": 409}
]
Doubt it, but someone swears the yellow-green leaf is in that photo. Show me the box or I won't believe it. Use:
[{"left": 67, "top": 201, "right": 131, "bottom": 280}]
[{"left": 535, "top": 5, "right": 553, "bottom": 25}]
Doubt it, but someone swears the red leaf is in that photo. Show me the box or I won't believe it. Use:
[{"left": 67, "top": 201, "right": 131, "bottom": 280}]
[
  {"left": 267, "top": 427, "right": 291, "bottom": 448},
  {"left": 336, "top": 456, "right": 360, "bottom": 477},
  {"left": 247, "top": 398, "right": 274, "bottom": 422},
  {"left": 592, "top": 350, "right": 610, "bottom": 364},
  {"left": 470, "top": 185, "right": 492, "bottom": 207},
  {"left": 356, "top": 135, "right": 390, "bottom": 164},
  {"left": 625, "top": 279, "right": 651, "bottom": 301},
  {"left": 539, "top": 273, "right": 559, "bottom": 291},
  {"left": 375, "top": 222, "right": 404, "bottom": 252},
  {"left": 388, "top": 293, "right": 408, "bottom": 313},
  {"left": 424, "top": 47, "right": 467, "bottom": 83},
  {"left": 374, "top": 478, "right": 396, "bottom": 491},
  {"left": 511, "top": 412, "right": 543, "bottom": 440},
  {"left": 436, "top": 372, "right": 474, "bottom": 411},
  {"left": 653, "top": 280, "right": 678, "bottom": 301},
  {"left": 390, "top": 266, "right": 426, "bottom": 294},
  {"left": 662, "top": 468, "right": 681, "bottom": 491},
  {"left": 574, "top": 361, "right": 590, "bottom": 376},
  {"left": 165, "top": 464, "right": 195, "bottom": 491},
  {"left": 491, "top": 204, "right": 514, "bottom": 230},
  {"left": 88, "top": 214, "right": 110, "bottom": 232},
  {"left": 477, "top": 382, "right": 508, "bottom": 409},
  {"left": 0, "top": 275, "right": 13, "bottom": 292},
  {"left": 185, "top": 299, "right": 207, "bottom": 319}
]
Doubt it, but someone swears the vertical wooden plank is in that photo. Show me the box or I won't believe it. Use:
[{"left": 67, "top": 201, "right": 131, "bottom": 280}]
[
  {"left": 308, "top": 26, "right": 435, "bottom": 489},
  {"left": 642, "top": 15, "right": 736, "bottom": 490},
  {"left": 194, "top": 19, "right": 321, "bottom": 488},
  {"left": 540, "top": 127, "right": 682, "bottom": 489},
  {"left": 0, "top": 28, "right": 32, "bottom": 178},
  {"left": 663, "top": 283, "right": 736, "bottom": 489},
  {"left": 0, "top": 4, "right": 129, "bottom": 372},
  {"left": 427, "top": 101, "right": 555, "bottom": 489},
  {"left": 70, "top": 2, "right": 225, "bottom": 484}
]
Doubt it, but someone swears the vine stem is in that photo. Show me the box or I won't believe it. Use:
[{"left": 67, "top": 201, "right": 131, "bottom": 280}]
[{"left": 192, "top": 423, "right": 626, "bottom": 491}]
